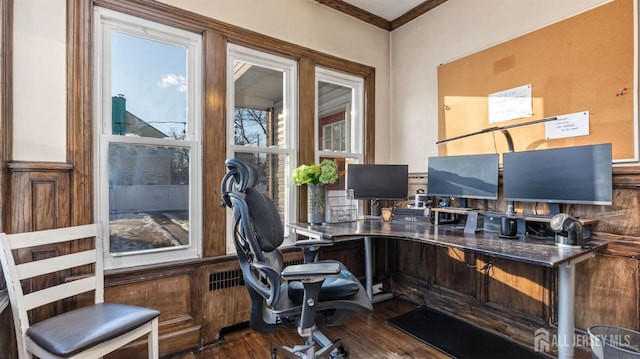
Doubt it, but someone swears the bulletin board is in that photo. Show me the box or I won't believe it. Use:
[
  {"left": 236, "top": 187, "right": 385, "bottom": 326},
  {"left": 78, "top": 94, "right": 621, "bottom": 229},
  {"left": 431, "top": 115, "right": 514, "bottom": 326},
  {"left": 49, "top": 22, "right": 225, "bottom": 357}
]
[{"left": 437, "top": 0, "right": 637, "bottom": 161}]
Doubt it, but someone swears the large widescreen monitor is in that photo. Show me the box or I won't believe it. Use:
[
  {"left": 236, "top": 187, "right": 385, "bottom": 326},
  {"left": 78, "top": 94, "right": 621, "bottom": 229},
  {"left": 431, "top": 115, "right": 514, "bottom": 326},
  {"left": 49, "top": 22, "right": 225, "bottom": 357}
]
[
  {"left": 502, "top": 143, "right": 612, "bottom": 205},
  {"left": 346, "top": 164, "right": 409, "bottom": 200},
  {"left": 427, "top": 153, "right": 500, "bottom": 200}
]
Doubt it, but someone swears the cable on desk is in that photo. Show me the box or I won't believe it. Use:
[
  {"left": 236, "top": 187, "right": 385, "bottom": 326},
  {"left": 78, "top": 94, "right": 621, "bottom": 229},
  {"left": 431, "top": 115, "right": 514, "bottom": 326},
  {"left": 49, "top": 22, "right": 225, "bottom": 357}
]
[{"left": 449, "top": 248, "right": 502, "bottom": 271}]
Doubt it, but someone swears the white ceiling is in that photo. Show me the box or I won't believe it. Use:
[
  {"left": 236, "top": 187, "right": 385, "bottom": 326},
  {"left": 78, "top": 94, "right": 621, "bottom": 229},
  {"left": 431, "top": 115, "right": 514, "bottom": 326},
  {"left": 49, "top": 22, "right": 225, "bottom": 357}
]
[{"left": 342, "top": 0, "right": 427, "bottom": 21}]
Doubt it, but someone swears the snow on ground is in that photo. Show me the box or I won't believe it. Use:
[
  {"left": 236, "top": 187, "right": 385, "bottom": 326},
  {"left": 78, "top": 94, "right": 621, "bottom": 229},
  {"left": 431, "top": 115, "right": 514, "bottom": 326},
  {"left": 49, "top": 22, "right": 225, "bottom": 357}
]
[{"left": 109, "top": 212, "right": 184, "bottom": 253}]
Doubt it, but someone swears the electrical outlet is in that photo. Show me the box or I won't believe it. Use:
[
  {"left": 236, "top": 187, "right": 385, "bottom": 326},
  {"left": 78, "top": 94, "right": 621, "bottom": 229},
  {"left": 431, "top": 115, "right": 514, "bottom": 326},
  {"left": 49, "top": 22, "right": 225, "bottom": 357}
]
[{"left": 372, "top": 283, "right": 383, "bottom": 294}]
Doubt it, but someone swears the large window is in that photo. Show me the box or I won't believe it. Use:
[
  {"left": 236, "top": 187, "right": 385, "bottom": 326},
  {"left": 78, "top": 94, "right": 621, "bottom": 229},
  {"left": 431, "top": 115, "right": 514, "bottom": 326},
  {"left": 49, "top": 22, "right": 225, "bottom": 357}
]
[
  {"left": 226, "top": 44, "right": 297, "bottom": 253},
  {"left": 94, "top": 8, "right": 203, "bottom": 269},
  {"left": 316, "top": 67, "right": 364, "bottom": 194}
]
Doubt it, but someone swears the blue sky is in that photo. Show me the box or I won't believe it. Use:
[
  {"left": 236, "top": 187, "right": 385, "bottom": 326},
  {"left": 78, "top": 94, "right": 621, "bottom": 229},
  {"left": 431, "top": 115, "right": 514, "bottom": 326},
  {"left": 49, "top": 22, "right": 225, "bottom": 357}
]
[{"left": 111, "top": 31, "right": 187, "bottom": 137}]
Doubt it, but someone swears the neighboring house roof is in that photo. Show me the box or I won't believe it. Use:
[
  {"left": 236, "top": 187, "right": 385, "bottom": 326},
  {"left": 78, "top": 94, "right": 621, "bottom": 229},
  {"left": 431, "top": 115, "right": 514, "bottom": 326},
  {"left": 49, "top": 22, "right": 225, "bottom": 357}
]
[
  {"left": 112, "top": 95, "right": 169, "bottom": 138},
  {"left": 124, "top": 111, "right": 169, "bottom": 138}
]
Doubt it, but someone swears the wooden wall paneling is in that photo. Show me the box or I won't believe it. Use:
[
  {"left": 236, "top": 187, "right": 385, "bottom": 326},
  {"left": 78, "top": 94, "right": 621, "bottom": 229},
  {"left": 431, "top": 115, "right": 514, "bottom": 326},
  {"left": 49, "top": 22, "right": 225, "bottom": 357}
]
[
  {"left": 298, "top": 57, "right": 315, "bottom": 223},
  {"left": 0, "top": 0, "right": 12, "bottom": 350},
  {"left": 105, "top": 268, "right": 201, "bottom": 358},
  {"left": 393, "top": 240, "right": 435, "bottom": 285},
  {"left": 434, "top": 247, "right": 476, "bottom": 296},
  {"left": 8, "top": 162, "right": 72, "bottom": 233},
  {"left": 2, "top": 162, "right": 72, "bottom": 358},
  {"left": 574, "top": 253, "right": 639, "bottom": 331},
  {"left": 482, "top": 257, "right": 549, "bottom": 319},
  {"left": 565, "top": 187, "right": 640, "bottom": 236},
  {"left": 566, "top": 167, "right": 640, "bottom": 237},
  {"left": 202, "top": 29, "right": 228, "bottom": 257},
  {"left": 0, "top": 0, "right": 13, "bottom": 233},
  {"left": 363, "top": 71, "right": 375, "bottom": 164},
  {"left": 321, "top": 240, "right": 366, "bottom": 281},
  {"left": 67, "top": 0, "right": 93, "bottom": 227}
]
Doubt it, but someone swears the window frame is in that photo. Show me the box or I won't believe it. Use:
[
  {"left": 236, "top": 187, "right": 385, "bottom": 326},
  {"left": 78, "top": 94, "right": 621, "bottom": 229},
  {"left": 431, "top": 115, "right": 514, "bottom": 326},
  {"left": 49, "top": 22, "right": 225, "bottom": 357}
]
[
  {"left": 93, "top": 7, "right": 203, "bottom": 269},
  {"left": 315, "top": 67, "right": 364, "bottom": 163},
  {"left": 315, "top": 67, "right": 365, "bottom": 215},
  {"left": 226, "top": 44, "right": 298, "bottom": 253}
]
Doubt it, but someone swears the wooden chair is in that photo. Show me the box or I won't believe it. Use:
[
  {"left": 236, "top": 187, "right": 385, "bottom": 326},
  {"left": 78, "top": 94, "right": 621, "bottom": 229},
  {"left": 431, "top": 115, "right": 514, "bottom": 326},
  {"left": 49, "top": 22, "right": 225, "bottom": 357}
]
[{"left": 0, "top": 223, "right": 160, "bottom": 359}]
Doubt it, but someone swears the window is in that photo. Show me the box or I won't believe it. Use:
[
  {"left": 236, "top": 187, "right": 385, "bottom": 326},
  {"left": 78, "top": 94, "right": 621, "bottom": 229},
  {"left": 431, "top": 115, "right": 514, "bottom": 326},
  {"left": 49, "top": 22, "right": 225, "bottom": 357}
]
[
  {"left": 316, "top": 67, "right": 364, "bottom": 195},
  {"left": 322, "top": 121, "right": 346, "bottom": 152},
  {"left": 226, "top": 44, "right": 297, "bottom": 253},
  {"left": 94, "top": 8, "right": 202, "bottom": 269}
]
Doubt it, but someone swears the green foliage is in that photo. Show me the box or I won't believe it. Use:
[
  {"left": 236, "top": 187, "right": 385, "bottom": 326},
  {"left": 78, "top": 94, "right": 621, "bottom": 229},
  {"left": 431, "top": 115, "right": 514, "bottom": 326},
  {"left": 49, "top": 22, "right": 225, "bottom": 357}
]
[{"left": 292, "top": 159, "right": 338, "bottom": 186}]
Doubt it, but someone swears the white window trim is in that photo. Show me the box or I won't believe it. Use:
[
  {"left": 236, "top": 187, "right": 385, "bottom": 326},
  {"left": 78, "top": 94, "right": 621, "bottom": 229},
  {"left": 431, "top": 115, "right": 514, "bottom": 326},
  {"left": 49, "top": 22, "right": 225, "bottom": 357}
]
[
  {"left": 226, "top": 44, "right": 298, "bottom": 254},
  {"left": 315, "top": 67, "right": 364, "bottom": 164},
  {"left": 322, "top": 120, "right": 347, "bottom": 152},
  {"left": 93, "top": 7, "right": 203, "bottom": 269},
  {"left": 316, "top": 67, "right": 365, "bottom": 216}
]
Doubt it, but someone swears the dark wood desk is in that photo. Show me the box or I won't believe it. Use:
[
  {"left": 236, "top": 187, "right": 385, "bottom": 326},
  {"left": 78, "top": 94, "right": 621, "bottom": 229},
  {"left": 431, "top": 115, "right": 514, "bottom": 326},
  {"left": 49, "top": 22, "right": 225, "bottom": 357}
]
[{"left": 289, "top": 219, "right": 607, "bottom": 359}]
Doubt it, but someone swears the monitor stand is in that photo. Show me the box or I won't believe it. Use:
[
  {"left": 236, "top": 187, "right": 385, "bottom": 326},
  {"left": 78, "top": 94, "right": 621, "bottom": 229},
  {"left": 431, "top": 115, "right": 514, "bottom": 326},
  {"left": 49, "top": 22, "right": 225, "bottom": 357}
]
[
  {"left": 458, "top": 198, "right": 468, "bottom": 209},
  {"left": 549, "top": 203, "right": 562, "bottom": 216}
]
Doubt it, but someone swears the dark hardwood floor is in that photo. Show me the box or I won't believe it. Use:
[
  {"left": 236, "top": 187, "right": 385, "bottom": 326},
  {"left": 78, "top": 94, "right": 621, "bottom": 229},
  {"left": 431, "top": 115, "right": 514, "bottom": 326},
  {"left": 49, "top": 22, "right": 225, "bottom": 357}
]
[
  {"left": 169, "top": 298, "right": 451, "bottom": 358},
  {"left": 168, "top": 297, "right": 592, "bottom": 359}
]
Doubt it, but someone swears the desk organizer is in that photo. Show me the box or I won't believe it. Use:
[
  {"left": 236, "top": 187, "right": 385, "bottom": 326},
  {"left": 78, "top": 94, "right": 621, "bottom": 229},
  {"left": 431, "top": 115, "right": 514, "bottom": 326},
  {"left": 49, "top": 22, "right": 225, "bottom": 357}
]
[{"left": 325, "top": 189, "right": 357, "bottom": 223}]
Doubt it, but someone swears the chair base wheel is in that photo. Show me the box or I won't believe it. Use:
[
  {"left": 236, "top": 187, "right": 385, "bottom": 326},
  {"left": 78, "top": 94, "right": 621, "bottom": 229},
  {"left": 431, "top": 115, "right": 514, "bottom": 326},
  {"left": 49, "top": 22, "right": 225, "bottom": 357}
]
[
  {"left": 271, "top": 340, "right": 349, "bottom": 359},
  {"left": 329, "top": 344, "right": 349, "bottom": 358}
]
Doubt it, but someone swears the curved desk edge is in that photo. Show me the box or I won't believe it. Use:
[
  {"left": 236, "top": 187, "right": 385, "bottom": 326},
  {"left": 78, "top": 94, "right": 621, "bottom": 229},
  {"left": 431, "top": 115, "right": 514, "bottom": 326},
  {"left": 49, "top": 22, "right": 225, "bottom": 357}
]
[
  {"left": 288, "top": 220, "right": 608, "bottom": 268},
  {"left": 289, "top": 219, "right": 608, "bottom": 359}
]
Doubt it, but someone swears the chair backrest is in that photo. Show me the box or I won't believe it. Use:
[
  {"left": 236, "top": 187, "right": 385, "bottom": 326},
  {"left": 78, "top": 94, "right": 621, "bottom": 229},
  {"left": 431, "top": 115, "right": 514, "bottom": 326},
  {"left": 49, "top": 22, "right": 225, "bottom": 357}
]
[
  {"left": 221, "top": 159, "right": 285, "bottom": 331},
  {"left": 0, "top": 223, "right": 102, "bottom": 353}
]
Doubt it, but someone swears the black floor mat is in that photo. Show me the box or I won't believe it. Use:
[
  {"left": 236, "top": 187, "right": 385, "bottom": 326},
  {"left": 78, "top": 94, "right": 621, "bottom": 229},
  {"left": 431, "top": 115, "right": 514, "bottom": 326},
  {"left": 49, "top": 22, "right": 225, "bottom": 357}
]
[{"left": 387, "top": 306, "right": 547, "bottom": 359}]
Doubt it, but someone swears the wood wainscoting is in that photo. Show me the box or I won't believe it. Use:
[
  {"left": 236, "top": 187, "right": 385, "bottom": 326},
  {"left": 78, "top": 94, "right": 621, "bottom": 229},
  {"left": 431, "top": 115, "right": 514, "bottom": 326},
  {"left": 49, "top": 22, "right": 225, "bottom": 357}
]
[
  {"left": 2, "top": 161, "right": 640, "bottom": 358},
  {"left": 395, "top": 166, "right": 640, "bottom": 346},
  {"left": 0, "top": 161, "right": 309, "bottom": 358}
]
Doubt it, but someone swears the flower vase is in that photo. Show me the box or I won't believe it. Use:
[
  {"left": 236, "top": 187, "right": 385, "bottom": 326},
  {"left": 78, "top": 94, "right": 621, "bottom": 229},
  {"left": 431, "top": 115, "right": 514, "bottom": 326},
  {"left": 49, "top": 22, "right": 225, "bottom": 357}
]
[{"left": 307, "top": 184, "right": 326, "bottom": 224}]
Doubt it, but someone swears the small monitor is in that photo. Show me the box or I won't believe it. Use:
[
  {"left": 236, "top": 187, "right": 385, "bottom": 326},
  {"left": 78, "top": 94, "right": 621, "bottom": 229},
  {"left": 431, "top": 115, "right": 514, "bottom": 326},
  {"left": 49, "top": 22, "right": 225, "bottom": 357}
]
[
  {"left": 427, "top": 153, "right": 499, "bottom": 200},
  {"left": 346, "top": 164, "right": 409, "bottom": 200},
  {"left": 502, "top": 143, "right": 612, "bottom": 205}
]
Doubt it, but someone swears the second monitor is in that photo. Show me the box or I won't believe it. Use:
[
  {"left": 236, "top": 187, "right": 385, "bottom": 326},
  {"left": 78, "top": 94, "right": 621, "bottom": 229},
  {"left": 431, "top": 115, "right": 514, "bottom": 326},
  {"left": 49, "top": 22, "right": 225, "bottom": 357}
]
[{"left": 427, "top": 153, "right": 500, "bottom": 208}]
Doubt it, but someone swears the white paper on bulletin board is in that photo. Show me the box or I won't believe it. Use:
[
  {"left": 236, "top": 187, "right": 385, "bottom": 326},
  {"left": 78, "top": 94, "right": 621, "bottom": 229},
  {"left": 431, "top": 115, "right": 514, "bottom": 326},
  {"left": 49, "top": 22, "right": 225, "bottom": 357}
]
[
  {"left": 488, "top": 84, "right": 533, "bottom": 123},
  {"left": 545, "top": 111, "right": 590, "bottom": 140}
]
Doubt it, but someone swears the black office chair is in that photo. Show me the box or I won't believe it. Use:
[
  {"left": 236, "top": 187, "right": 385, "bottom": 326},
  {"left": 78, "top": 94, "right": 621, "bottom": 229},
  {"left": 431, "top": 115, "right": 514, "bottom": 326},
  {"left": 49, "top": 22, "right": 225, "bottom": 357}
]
[{"left": 220, "top": 158, "right": 372, "bottom": 359}]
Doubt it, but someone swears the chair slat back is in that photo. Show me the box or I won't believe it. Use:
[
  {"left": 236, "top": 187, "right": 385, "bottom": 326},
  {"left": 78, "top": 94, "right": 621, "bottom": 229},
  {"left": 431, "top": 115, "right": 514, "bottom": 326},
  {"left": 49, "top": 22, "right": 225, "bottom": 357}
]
[
  {"left": 0, "top": 223, "right": 103, "bottom": 338},
  {"left": 14, "top": 250, "right": 96, "bottom": 280},
  {"left": 22, "top": 276, "right": 97, "bottom": 311}
]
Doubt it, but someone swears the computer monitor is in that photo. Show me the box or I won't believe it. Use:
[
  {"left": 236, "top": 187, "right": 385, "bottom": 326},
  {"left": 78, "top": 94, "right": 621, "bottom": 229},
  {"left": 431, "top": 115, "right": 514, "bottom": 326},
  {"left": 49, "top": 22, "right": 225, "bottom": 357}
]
[
  {"left": 346, "top": 164, "right": 409, "bottom": 200},
  {"left": 502, "top": 143, "right": 612, "bottom": 209},
  {"left": 427, "top": 153, "right": 500, "bottom": 203}
]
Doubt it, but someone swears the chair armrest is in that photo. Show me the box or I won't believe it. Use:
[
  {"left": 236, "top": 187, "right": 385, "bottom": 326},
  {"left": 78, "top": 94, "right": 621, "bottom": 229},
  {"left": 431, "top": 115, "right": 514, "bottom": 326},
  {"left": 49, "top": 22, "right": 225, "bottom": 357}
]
[
  {"left": 295, "top": 239, "right": 334, "bottom": 263},
  {"left": 294, "top": 238, "right": 333, "bottom": 248},
  {"left": 281, "top": 262, "right": 340, "bottom": 281}
]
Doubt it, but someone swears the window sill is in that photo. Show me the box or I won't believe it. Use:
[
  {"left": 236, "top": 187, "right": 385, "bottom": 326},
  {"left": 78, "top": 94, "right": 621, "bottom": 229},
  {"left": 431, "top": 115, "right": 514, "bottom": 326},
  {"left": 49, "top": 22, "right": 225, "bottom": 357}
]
[{"left": 104, "top": 254, "right": 238, "bottom": 280}]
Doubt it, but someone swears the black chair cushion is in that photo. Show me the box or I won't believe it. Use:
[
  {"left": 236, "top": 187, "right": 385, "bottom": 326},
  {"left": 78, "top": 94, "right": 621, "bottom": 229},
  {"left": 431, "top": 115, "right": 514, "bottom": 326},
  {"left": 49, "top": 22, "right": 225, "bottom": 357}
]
[
  {"left": 245, "top": 187, "right": 284, "bottom": 252},
  {"left": 26, "top": 302, "right": 160, "bottom": 357},
  {"left": 287, "top": 270, "right": 360, "bottom": 304}
]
